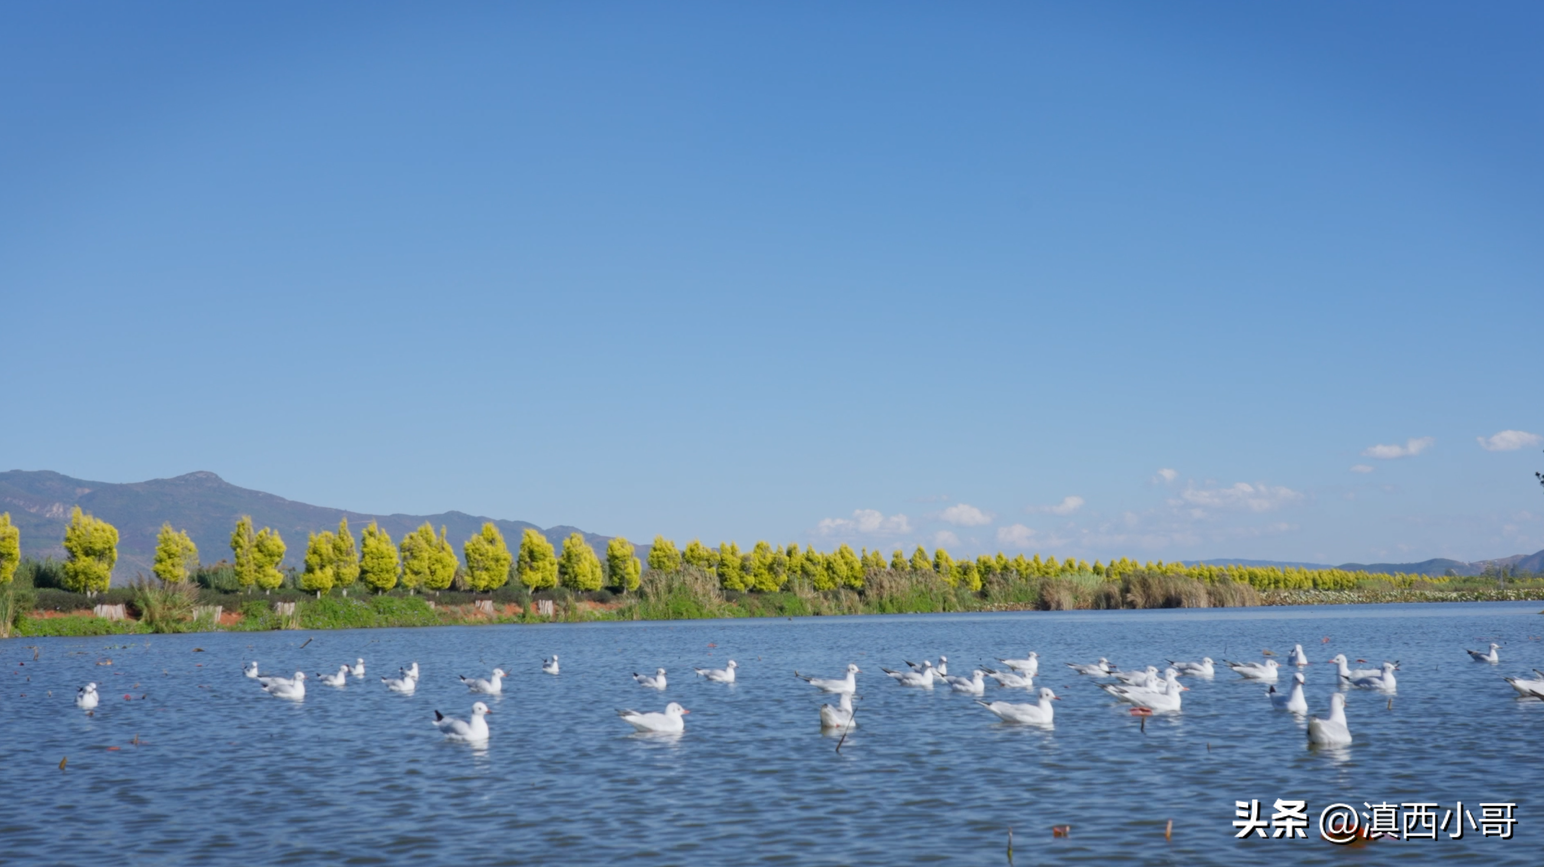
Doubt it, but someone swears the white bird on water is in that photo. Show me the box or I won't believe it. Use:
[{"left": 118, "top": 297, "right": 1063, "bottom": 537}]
[
  {"left": 76, "top": 683, "right": 99, "bottom": 710},
  {"left": 984, "top": 668, "right": 1034, "bottom": 689},
  {"left": 1226, "top": 659, "right": 1280, "bottom": 683},
  {"left": 694, "top": 660, "right": 738, "bottom": 683},
  {"left": 317, "top": 665, "right": 350, "bottom": 688},
  {"left": 820, "top": 693, "right": 857, "bottom": 730},
  {"left": 1467, "top": 643, "right": 1500, "bottom": 664},
  {"left": 460, "top": 668, "right": 506, "bottom": 695},
  {"left": 435, "top": 702, "right": 491, "bottom": 745},
  {"left": 349, "top": 658, "right": 366, "bottom": 678},
  {"left": 1067, "top": 658, "right": 1114, "bottom": 677},
  {"left": 1102, "top": 668, "right": 1185, "bottom": 712},
  {"left": 1505, "top": 670, "right": 1544, "bottom": 697},
  {"left": 1349, "top": 662, "right": 1397, "bottom": 691},
  {"left": 944, "top": 670, "right": 987, "bottom": 695},
  {"left": 543, "top": 655, "right": 560, "bottom": 675},
  {"left": 260, "top": 672, "right": 307, "bottom": 701},
  {"left": 243, "top": 661, "right": 260, "bottom": 679},
  {"left": 882, "top": 661, "right": 936, "bottom": 688},
  {"left": 401, "top": 662, "right": 420, "bottom": 681},
  {"left": 997, "top": 652, "right": 1039, "bottom": 676},
  {"left": 1328, "top": 654, "right": 1387, "bottom": 681},
  {"left": 1168, "top": 657, "right": 1215, "bottom": 678},
  {"left": 382, "top": 669, "right": 417, "bottom": 694},
  {"left": 1268, "top": 672, "right": 1308, "bottom": 714},
  {"left": 906, "top": 656, "right": 948, "bottom": 677},
  {"left": 796, "top": 664, "right": 860, "bottom": 694},
  {"left": 1111, "top": 665, "right": 1159, "bottom": 687},
  {"left": 1288, "top": 644, "right": 1309, "bottom": 667},
  {"left": 618, "top": 702, "right": 689, "bottom": 733},
  {"left": 976, "top": 687, "right": 1060, "bottom": 725},
  {"left": 633, "top": 668, "right": 668, "bottom": 690},
  {"left": 1307, "top": 693, "right": 1352, "bottom": 746}
]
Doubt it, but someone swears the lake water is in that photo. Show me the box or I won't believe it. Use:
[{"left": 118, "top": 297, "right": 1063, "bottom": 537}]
[{"left": 3, "top": 602, "right": 1542, "bottom": 865}]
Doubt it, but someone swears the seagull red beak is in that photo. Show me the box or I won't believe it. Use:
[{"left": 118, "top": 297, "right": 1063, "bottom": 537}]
[{"left": 681, "top": 708, "right": 691, "bottom": 714}]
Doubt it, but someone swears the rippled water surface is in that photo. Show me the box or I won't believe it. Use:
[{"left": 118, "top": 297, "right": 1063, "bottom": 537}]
[{"left": 4, "top": 602, "right": 1542, "bottom": 865}]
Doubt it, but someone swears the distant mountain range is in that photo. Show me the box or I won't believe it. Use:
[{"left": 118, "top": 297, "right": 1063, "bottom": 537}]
[
  {"left": 0, "top": 470, "right": 613, "bottom": 584},
  {"left": 1192, "top": 552, "right": 1544, "bottom": 577}
]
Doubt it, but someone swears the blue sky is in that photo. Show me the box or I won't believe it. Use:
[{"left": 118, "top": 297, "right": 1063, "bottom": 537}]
[{"left": 2, "top": 2, "right": 1541, "bottom": 565}]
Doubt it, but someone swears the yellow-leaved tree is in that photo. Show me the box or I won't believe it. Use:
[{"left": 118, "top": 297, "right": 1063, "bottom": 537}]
[
  {"left": 512, "top": 527, "right": 554, "bottom": 591},
  {"left": 558, "top": 532, "right": 604, "bottom": 592},
  {"left": 152, "top": 523, "right": 198, "bottom": 583},
  {"left": 63, "top": 506, "right": 117, "bottom": 594}
]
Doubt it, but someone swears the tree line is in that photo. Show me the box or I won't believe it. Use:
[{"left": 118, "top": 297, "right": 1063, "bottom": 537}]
[{"left": 0, "top": 507, "right": 1453, "bottom": 598}]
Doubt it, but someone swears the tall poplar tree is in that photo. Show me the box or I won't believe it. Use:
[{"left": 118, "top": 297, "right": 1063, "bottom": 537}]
[
  {"left": 748, "top": 540, "right": 780, "bottom": 592},
  {"left": 332, "top": 517, "right": 360, "bottom": 593},
  {"left": 253, "top": 527, "right": 287, "bottom": 592},
  {"left": 359, "top": 522, "right": 399, "bottom": 593},
  {"left": 607, "top": 537, "right": 642, "bottom": 592},
  {"left": 512, "top": 527, "right": 554, "bottom": 590},
  {"left": 647, "top": 536, "right": 681, "bottom": 572},
  {"left": 152, "top": 523, "right": 198, "bottom": 583},
  {"left": 401, "top": 523, "right": 457, "bottom": 593},
  {"left": 933, "top": 548, "right": 955, "bottom": 584},
  {"left": 231, "top": 516, "right": 257, "bottom": 592},
  {"left": 0, "top": 513, "right": 19, "bottom": 586},
  {"left": 682, "top": 539, "right": 716, "bottom": 571},
  {"left": 717, "top": 541, "right": 746, "bottom": 590},
  {"left": 301, "top": 530, "right": 337, "bottom": 595},
  {"left": 910, "top": 546, "right": 932, "bottom": 573},
  {"left": 558, "top": 532, "right": 604, "bottom": 591}
]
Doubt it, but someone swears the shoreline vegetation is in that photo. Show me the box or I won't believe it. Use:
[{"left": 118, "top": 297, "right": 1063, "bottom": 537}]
[{"left": 1, "top": 509, "right": 1540, "bottom": 638}]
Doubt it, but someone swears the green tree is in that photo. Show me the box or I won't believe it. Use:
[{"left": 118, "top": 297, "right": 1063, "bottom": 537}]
[
  {"left": 510, "top": 527, "right": 554, "bottom": 591},
  {"left": 558, "top": 532, "right": 605, "bottom": 591},
  {"left": 358, "top": 522, "right": 399, "bottom": 593},
  {"left": 909, "top": 545, "right": 932, "bottom": 573},
  {"left": 253, "top": 527, "right": 287, "bottom": 592},
  {"left": 607, "top": 537, "right": 642, "bottom": 592},
  {"left": 861, "top": 548, "right": 886, "bottom": 572},
  {"left": 647, "top": 536, "right": 681, "bottom": 572},
  {"left": 401, "top": 523, "right": 457, "bottom": 593},
  {"left": 717, "top": 541, "right": 746, "bottom": 590},
  {"left": 682, "top": 539, "right": 716, "bottom": 571},
  {"left": 458, "top": 523, "right": 512, "bottom": 592},
  {"left": 933, "top": 547, "right": 955, "bottom": 584},
  {"left": 748, "top": 540, "right": 780, "bottom": 592},
  {"left": 957, "top": 559, "right": 980, "bottom": 591},
  {"left": 889, "top": 549, "right": 907, "bottom": 572},
  {"left": 784, "top": 543, "right": 805, "bottom": 583},
  {"left": 833, "top": 544, "right": 865, "bottom": 588},
  {"left": 331, "top": 518, "right": 361, "bottom": 592},
  {"left": 152, "top": 523, "right": 199, "bottom": 583},
  {"left": 231, "top": 516, "right": 257, "bottom": 592},
  {"left": 805, "top": 548, "right": 836, "bottom": 591},
  {"left": 60, "top": 507, "right": 118, "bottom": 594},
  {"left": 0, "top": 513, "right": 20, "bottom": 585},
  {"left": 301, "top": 530, "right": 337, "bottom": 595}
]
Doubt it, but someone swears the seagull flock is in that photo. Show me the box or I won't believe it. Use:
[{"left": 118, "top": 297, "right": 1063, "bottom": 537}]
[{"left": 69, "top": 637, "right": 1527, "bottom": 749}]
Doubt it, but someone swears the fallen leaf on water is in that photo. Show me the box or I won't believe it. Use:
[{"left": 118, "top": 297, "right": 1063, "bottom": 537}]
[
  {"left": 192, "top": 648, "right": 204, "bottom": 652},
  {"left": 59, "top": 757, "right": 67, "bottom": 771},
  {"left": 106, "top": 747, "right": 120, "bottom": 751}
]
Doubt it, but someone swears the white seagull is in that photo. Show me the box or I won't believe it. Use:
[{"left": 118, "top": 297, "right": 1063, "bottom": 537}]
[
  {"left": 1102, "top": 668, "right": 1185, "bottom": 712},
  {"left": 694, "top": 660, "right": 737, "bottom": 683},
  {"left": 542, "top": 655, "right": 560, "bottom": 675},
  {"left": 1111, "top": 665, "right": 1160, "bottom": 687},
  {"left": 1349, "top": 661, "right": 1397, "bottom": 691},
  {"left": 1307, "top": 693, "right": 1352, "bottom": 746},
  {"left": 349, "top": 658, "right": 366, "bottom": 678},
  {"left": 1288, "top": 644, "right": 1309, "bottom": 667},
  {"left": 401, "top": 662, "right": 420, "bottom": 681},
  {"left": 1168, "top": 657, "right": 1215, "bottom": 678},
  {"left": 1504, "top": 670, "right": 1544, "bottom": 697},
  {"left": 434, "top": 702, "right": 491, "bottom": 745},
  {"left": 460, "top": 668, "right": 506, "bottom": 695},
  {"left": 796, "top": 664, "right": 860, "bottom": 694},
  {"left": 317, "top": 664, "right": 350, "bottom": 688},
  {"left": 633, "top": 668, "right": 668, "bottom": 690},
  {"left": 882, "top": 661, "right": 936, "bottom": 688},
  {"left": 820, "top": 693, "right": 857, "bottom": 730},
  {"left": 997, "top": 652, "right": 1039, "bottom": 676},
  {"left": 1067, "top": 658, "right": 1114, "bottom": 677},
  {"left": 382, "top": 669, "right": 417, "bottom": 694},
  {"left": 618, "top": 702, "right": 689, "bottom": 733},
  {"left": 976, "top": 687, "right": 1060, "bottom": 725},
  {"left": 260, "top": 672, "right": 307, "bottom": 701},
  {"left": 1226, "top": 659, "right": 1280, "bottom": 682},
  {"left": 1268, "top": 672, "right": 1308, "bottom": 714},
  {"left": 984, "top": 668, "right": 1035, "bottom": 689},
  {"left": 943, "top": 669, "right": 987, "bottom": 695},
  {"left": 1466, "top": 643, "right": 1500, "bottom": 664},
  {"left": 243, "top": 661, "right": 260, "bottom": 679},
  {"left": 907, "top": 656, "right": 948, "bottom": 677},
  {"left": 1328, "top": 654, "right": 1387, "bottom": 681},
  {"left": 76, "top": 683, "right": 99, "bottom": 710}
]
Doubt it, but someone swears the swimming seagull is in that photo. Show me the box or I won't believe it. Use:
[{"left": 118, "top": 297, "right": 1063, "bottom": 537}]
[
  {"left": 1466, "top": 643, "right": 1500, "bottom": 664},
  {"left": 260, "top": 672, "right": 307, "bottom": 701},
  {"left": 1349, "top": 662, "right": 1397, "bottom": 691},
  {"left": 882, "top": 661, "right": 936, "bottom": 688},
  {"left": 1328, "top": 654, "right": 1388, "bottom": 681},
  {"left": 820, "top": 693, "right": 857, "bottom": 730},
  {"left": 1168, "top": 657, "right": 1215, "bottom": 678},
  {"left": 983, "top": 668, "right": 1035, "bottom": 689},
  {"left": 401, "top": 662, "right": 420, "bottom": 681},
  {"left": 1307, "top": 693, "right": 1352, "bottom": 746},
  {"left": 796, "top": 664, "right": 860, "bottom": 694},
  {"left": 907, "top": 656, "right": 948, "bottom": 677},
  {"left": 976, "top": 687, "right": 1060, "bottom": 725},
  {"left": 943, "top": 669, "right": 987, "bottom": 695},
  {"left": 382, "top": 669, "right": 417, "bottom": 694},
  {"left": 997, "top": 652, "right": 1039, "bottom": 676},
  {"left": 694, "top": 660, "right": 738, "bottom": 683},
  {"left": 633, "top": 668, "right": 668, "bottom": 690},
  {"left": 75, "top": 683, "right": 99, "bottom": 710},
  {"left": 1505, "top": 670, "right": 1544, "bottom": 697},
  {"left": 1288, "top": 644, "right": 1310, "bottom": 667},
  {"left": 1111, "top": 665, "right": 1160, "bottom": 687},
  {"left": 1268, "top": 672, "right": 1308, "bottom": 714},
  {"left": 349, "top": 658, "right": 366, "bottom": 678},
  {"left": 317, "top": 665, "right": 350, "bottom": 688},
  {"left": 434, "top": 702, "right": 491, "bottom": 745},
  {"left": 460, "top": 668, "right": 506, "bottom": 695},
  {"left": 618, "top": 702, "right": 689, "bottom": 733},
  {"left": 1102, "top": 669, "right": 1186, "bottom": 712},
  {"left": 1067, "top": 658, "right": 1114, "bottom": 677},
  {"left": 243, "top": 661, "right": 260, "bottom": 679},
  {"left": 1226, "top": 659, "right": 1280, "bottom": 682},
  {"left": 542, "top": 655, "right": 560, "bottom": 675}
]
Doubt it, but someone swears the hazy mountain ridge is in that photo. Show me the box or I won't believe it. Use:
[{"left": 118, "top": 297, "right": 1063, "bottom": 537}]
[
  {"left": 0, "top": 469, "right": 614, "bottom": 584},
  {"left": 1194, "top": 553, "right": 1544, "bottom": 577}
]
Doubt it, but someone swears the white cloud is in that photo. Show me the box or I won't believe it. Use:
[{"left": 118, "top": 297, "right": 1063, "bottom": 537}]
[
  {"left": 1171, "top": 482, "right": 1304, "bottom": 513},
  {"left": 937, "top": 503, "right": 993, "bottom": 526},
  {"left": 1153, "top": 468, "right": 1179, "bottom": 484},
  {"left": 1362, "top": 437, "right": 1434, "bottom": 459},
  {"left": 932, "top": 530, "right": 960, "bottom": 548},
  {"left": 1350, "top": 464, "right": 1374, "bottom": 474},
  {"left": 1477, "top": 430, "right": 1542, "bottom": 452},
  {"left": 996, "top": 524, "right": 1037, "bottom": 548},
  {"left": 1031, "top": 496, "right": 1085, "bottom": 516},
  {"left": 816, "top": 509, "right": 912, "bottom": 538}
]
